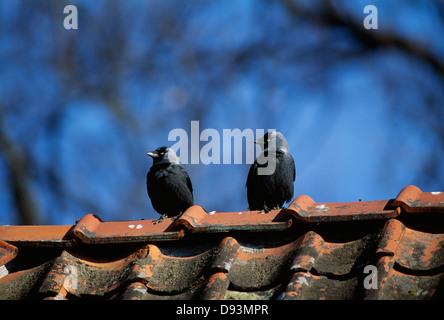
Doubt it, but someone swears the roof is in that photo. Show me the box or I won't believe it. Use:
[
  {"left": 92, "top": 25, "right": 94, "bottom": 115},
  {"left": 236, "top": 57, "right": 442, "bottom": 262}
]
[{"left": 0, "top": 184, "right": 443, "bottom": 300}]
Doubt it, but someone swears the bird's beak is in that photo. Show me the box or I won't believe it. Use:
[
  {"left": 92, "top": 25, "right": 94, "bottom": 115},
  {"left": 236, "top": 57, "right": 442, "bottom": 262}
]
[
  {"left": 146, "top": 151, "right": 159, "bottom": 158},
  {"left": 254, "top": 137, "right": 264, "bottom": 145}
]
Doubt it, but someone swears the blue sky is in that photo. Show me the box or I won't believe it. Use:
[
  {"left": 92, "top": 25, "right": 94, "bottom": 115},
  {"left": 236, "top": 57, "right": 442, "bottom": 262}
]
[{"left": 0, "top": 1, "right": 443, "bottom": 225}]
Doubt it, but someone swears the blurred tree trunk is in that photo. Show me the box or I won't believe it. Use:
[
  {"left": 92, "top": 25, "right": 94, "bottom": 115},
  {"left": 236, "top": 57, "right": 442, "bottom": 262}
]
[{"left": 0, "top": 111, "right": 37, "bottom": 224}]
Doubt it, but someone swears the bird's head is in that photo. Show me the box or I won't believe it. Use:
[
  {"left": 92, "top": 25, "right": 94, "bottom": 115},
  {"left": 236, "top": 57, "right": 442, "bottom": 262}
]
[
  {"left": 254, "top": 131, "right": 289, "bottom": 153},
  {"left": 147, "top": 146, "right": 181, "bottom": 165}
]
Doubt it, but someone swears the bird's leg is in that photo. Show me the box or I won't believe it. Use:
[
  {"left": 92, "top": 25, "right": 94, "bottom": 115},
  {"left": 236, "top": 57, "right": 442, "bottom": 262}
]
[
  {"left": 171, "top": 211, "right": 184, "bottom": 221},
  {"left": 153, "top": 214, "right": 168, "bottom": 224}
]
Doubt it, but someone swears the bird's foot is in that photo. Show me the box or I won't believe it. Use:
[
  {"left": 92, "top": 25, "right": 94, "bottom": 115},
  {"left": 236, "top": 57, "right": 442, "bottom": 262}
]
[
  {"left": 260, "top": 203, "right": 283, "bottom": 213},
  {"left": 153, "top": 214, "right": 168, "bottom": 224}
]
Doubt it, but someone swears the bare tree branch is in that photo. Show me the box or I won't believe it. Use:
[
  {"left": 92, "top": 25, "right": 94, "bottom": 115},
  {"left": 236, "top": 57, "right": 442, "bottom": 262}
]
[{"left": 281, "top": 0, "right": 444, "bottom": 77}]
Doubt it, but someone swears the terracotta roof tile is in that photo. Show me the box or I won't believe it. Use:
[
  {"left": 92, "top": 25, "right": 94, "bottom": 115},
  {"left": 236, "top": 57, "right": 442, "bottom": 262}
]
[
  {"left": 393, "top": 185, "right": 444, "bottom": 213},
  {"left": 285, "top": 195, "right": 400, "bottom": 222},
  {"left": 176, "top": 205, "right": 291, "bottom": 232},
  {"left": 281, "top": 272, "right": 359, "bottom": 300},
  {"left": 119, "top": 282, "right": 147, "bottom": 300},
  {"left": 365, "top": 255, "right": 444, "bottom": 300},
  {"left": 0, "top": 240, "right": 18, "bottom": 266},
  {"left": 0, "top": 225, "right": 74, "bottom": 247},
  {"left": 0, "top": 184, "right": 443, "bottom": 300},
  {"left": 194, "top": 272, "right": 230, "bottom": 300},
  {"left": 72, "top": 214, "right": 185, "bottom": 244}
]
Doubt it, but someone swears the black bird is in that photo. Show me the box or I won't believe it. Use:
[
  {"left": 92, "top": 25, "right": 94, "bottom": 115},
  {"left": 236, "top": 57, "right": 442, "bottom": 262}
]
[
  {"left": 246, "top": 131, "right": 295, "bottom": 212},
  {"left": 146, "top": 146, "right": 194, "bottom": 223}
]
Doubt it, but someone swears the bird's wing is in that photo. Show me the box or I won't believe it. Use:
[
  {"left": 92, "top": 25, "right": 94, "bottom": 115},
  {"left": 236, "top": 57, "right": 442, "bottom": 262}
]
[
  {"left": 179, "top": 165, "right": 194, "bottom": 200},
  {"left": 185, "top": 170, "right": 193, "bottom": 194},
  {"left": 246, "top": 160, "right": 258, "bottom": 188},
  {"left": 290, "top": 154, "right": 296, "bottom": 181}
]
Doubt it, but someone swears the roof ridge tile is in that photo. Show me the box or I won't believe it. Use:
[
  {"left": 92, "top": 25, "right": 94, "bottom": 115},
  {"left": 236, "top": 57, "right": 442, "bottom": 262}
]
[
  {"left": 175, "top": 205, "right": 291, "bottom": 233},
  {"left": 393, "top": 185, "right": 444, "bottom": 213},
  {"left": 72, "top": 213, "right": 185, "bottom": 244},
  {"left": 0, "top": 225, "right": 75, "bottom": 247},
  {"left": 285, "top": 196, "right": 400, "bottom": 222}
]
